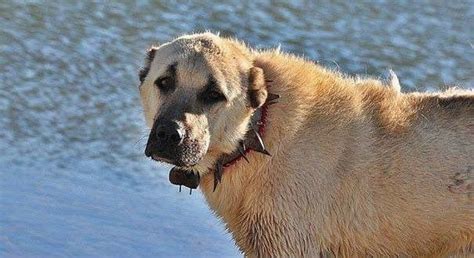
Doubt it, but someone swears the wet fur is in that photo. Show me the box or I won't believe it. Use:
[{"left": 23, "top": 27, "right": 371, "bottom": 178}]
[{"left": 140, "top": 33, "right": 474, "bottom": 257}]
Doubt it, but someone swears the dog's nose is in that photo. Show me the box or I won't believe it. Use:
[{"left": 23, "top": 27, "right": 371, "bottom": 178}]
[
  {"left": 155, "top": 120, "right": 184, "bottom": 146},
  {"left": 145, "top": 120, "right": 185, "bottom": 159}
]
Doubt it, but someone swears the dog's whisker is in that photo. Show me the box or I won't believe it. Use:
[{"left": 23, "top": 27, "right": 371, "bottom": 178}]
[{"left": 134, "top": 134, "right": 149, "bottom": 146}]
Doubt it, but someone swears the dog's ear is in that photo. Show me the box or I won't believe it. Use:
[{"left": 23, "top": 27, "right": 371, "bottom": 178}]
[
  {"left": 248, "top": 67, "right": 268, "bottom": 109},
  {"left": 139, "top": 47, "right": 158, "bottom": 84}
]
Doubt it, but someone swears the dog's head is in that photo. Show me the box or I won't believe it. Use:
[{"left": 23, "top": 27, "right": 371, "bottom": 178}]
[{"left": 139, "top": 33, "right": 267, "bottom": 170}]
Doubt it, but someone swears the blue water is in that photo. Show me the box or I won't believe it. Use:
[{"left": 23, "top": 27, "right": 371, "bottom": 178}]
[{"left": 0, "top": 0, "right": 472, "bottom": 257}]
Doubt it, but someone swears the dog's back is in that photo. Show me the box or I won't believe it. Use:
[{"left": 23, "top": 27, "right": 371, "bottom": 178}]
[{"left": 349, "top": 85, "right": 474, "bottom": 255}]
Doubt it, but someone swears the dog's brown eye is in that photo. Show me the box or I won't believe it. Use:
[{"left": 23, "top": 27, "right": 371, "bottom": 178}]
[
  {"left": 200, "top": 89, "right": 226, "bottom": 104},
  {"left": 199, "top": 78, "right": 226, "bottom": 104},
  {"left": 209, "top": 90, "right": 224, "bottom": 100},
  {"left": 154, "top": 76, "right": 174, "bottom": 93}
]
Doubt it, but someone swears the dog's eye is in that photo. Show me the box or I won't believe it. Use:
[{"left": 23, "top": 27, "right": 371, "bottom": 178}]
[
  {"left": 154, "top": 76, "right": 174, "bottom": 93},
  {"left": 208, "top": 90, "right": 224, "bottom": 100},
  {"left": 201, "top": 89, "right": 226, "bottom": 104}
]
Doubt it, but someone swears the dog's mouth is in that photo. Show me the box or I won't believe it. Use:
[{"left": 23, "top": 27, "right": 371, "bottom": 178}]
[
  {"left": 145, "top": 134, "right": 207, "bottom": 167},
  {"left": 151, "top": 154, "right": 174, "bottom": 164},
  {"left": 150, "top": 153, "right": 200, "bottom": 167}
]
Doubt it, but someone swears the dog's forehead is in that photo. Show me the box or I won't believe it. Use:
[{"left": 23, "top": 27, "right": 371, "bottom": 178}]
[{"left": 150, "top": 36, "right": 225, "bottom": 89}]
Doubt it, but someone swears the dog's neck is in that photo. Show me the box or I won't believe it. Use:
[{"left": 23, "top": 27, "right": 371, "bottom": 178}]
[
  {"left": 168, "top": 91, "right": 279, "bottom": 192},
  {"left": 221, "top": 104, "right": 269, "bottom": 167}
]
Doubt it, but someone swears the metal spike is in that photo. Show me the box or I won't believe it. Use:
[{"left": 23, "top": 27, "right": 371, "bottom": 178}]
[
  {"left": 248, "top": 126, "right": 272, "bottom": 156},
  {"left": 189, "top": 188, "right": 192, "bottom": 195},
  {"left": 238, "top": 143, "right": 250, "bottom": 163},
  {"left": 254, "top": 148, "right": 272, "bottom": 156},
  {"left": 264, "top": 101, "right": 278, "bottom": 106},
  {"left": 213, "top": 161, "right": 223, "bottom": 192},
  {"left": 252, "top": 126, "right": 266, "bottom": 151},
  {"left": 213, "top": 177, "right": 218, "bottom": 192},
  {"left": 266, "top": 92, "right": 280, "bottom": 102},
  {"left": 179, "top": 185, "right": 182, "bottom": 192}
]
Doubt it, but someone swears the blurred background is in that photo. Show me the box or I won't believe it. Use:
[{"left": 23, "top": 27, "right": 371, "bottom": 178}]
[{"left": 0, "top": 0, "right": 472, "bottom": 257}]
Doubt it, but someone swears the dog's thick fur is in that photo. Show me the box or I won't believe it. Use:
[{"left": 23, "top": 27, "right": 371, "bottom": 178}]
[{"left": 140, "top": 33, "right": 474, "bottom": 257}]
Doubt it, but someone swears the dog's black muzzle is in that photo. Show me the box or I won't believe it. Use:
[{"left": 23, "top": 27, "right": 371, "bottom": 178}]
[{"left": 145, "top": 119, "right": 186, "bottom": 165}]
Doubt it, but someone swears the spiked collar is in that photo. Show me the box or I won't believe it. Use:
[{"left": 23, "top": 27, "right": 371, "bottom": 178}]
[{"left": 169, "top": 92, "right": 279, "bottom": 194}]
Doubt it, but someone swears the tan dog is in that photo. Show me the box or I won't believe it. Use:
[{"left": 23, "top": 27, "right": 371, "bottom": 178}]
[{"left": 138, "top": 32, "right": 473, "bottom": 257}]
